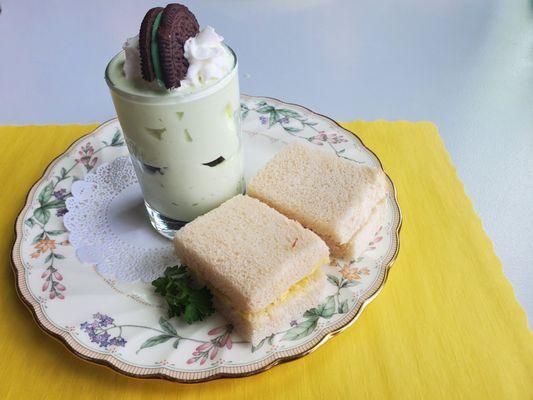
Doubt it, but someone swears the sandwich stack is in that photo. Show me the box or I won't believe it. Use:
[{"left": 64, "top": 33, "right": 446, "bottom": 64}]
[
  {"left": 174, "top": 195, "right": 329, "bottom": 343},
  {"left": 248, "top": 141, "right": 389, "bottom": 259}
]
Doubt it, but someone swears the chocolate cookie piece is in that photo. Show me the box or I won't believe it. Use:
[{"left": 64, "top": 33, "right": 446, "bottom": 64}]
[
  {"left": 157, "top": 4, "right": 199, "bottom": 89},
  {"left": 139, "top": 7, "right": 164, "bottom": 82}
]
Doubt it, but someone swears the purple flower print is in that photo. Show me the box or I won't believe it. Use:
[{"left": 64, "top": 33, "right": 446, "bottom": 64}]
[
  {"left": 56, "top": 208, "right": 68, "bottom": 217},
  {"left": 109, "top": 336, "right": 127, "bottom": 347},
  {"left": 53, "top": 188, "right": 68, "bottom": 200},
  {"left": 51, "top": 189, "right": 69, "bottom": 217},
  {"left": 80, "top": 313, "right": 127, "bottom": 349},
  {"left": 93, "top": 312, "right": 114, "bottom": 327},
  {"left": 259, "top": 115, "right": 268, "bottom": 125}
]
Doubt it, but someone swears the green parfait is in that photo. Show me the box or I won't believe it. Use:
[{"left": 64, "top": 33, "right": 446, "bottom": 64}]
[{"left": 105, "top": 44, "right": 244, "bottom": 237}]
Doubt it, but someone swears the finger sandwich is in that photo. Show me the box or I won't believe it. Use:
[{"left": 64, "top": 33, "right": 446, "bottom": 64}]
[
  {"left": 248, "top": 141, "right": 389, "bottom": 260},
  {"left": 174, "top": 195, "right": 329, "bottom": 343}
]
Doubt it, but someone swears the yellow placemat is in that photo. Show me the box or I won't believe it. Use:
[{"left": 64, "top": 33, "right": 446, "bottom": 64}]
[{"left": 0, "top": 122, "right": 531, "bottom": 399}]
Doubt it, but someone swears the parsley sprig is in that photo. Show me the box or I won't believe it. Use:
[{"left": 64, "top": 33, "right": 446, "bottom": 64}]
[{"left": 152, "top": 265, "right": 215, "bottom": 324}]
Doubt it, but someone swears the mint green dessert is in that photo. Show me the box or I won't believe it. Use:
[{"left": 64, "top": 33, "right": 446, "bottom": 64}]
[{"left": 105, "top": 4, "right": 244, "bottom": 237}]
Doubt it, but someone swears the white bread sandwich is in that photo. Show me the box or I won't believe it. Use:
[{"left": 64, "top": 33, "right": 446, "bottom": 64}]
[
  {"left": 247, "top": 141, "right": 389, "bottom": 260},
  {"left": 173, "top": 194, "right": 329, "bottom": 343}
]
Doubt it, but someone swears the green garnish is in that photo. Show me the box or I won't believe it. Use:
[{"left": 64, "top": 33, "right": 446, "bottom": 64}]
[{"left": 152, "top": 265, "right": 215, "bottom": 324}]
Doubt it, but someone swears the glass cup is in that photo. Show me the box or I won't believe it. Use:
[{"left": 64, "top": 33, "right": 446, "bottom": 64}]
[{"left": 105, "top": 47, "right": 244, "bottom": 238}]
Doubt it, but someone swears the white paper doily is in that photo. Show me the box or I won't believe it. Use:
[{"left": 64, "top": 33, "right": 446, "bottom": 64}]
[{"left": 64, "top": 156, "right": 178, "bottom": 282}]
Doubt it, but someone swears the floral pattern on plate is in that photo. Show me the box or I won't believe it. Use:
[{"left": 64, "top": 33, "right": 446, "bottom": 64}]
[{"left": 24, "top": 131, "right": 125, "bottom": 300}]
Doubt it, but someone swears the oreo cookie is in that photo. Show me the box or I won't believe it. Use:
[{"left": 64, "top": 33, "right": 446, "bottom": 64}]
[
  {"left": 138, "top": 3, "right": 199, "bottom": 89},
  {"left": 157, "top": 4, "right": 199, "bottom": 89},
  {"left": 139, "top": 7, "right": 164, "bottom": 82}
]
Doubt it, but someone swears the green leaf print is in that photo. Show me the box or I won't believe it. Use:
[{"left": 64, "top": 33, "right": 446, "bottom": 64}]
[
  {"left": 110, "top": 129, "right": 125, "bottom": 146},
  {"left": 43, "top": 199, "right": 66, "bottom": 209},
  {"left": 277, "top": 109, "right": 300, "bottom": 118},
  {"left": 283, "top": 126, "right": 302, "bottom": 133},
  {"left": 256, "top": 105, "right": 274, "bottom": 114},
  {"left": 38, "top": 182, "right": 54, "bottom": 205},
  {"left": 327, "top": 274, "right": 340, "bottom": 287},
  {"left": 268, "top": 110, "right": 279, "bottom": 128},
  {"left": 159, "top": 317, "right": 177, "bottom": 336},
  {"left": 46, "top": 230, "right": 66, "bottom": 236},
  {"left": 31, "top": 232, "right": 45, "bottom": 244},
  {"left": 282, "top": 317, "right": 318, "bottom": 341},
  {"left": 137, "top": 334, "right": 175, "bottom": 353},
  {"left": 338, "top": 299, "right": 349, "bottom": 314},
  {"left": 317, "top": 295, "right": 336, "bottom": 319},
  {"left": 34, "top": 207, "right": 50, "bottom": 225}
]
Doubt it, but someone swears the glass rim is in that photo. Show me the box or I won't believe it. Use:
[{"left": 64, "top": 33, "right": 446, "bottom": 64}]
[{"left": 105, "top": 44, "right": 238, "bottom": 103}]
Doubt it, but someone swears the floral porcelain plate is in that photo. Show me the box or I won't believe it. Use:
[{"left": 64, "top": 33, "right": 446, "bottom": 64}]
[{"left": 12, "top": 95, "right": 401, "bottom": 383}]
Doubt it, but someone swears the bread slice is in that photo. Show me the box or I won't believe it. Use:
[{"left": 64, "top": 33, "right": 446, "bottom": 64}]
[
  {"left": 329, "top": 199, "right": 387, "bottom": 259},
  {"left": 174, "top": 194, "right": 329, "bottom": 342},
  {"left": 247, "top": 141, "right": 388, "bottom": 257}
]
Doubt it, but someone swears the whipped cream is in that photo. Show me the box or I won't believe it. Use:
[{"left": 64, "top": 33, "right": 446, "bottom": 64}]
[
  {"left": 122, "top": 36, "right": 142, "bottom": 80},
  {"left": 183, "top": 26, "right": 233, "bottom": 87},
  {"left": 122, "top": 26, "right": 233, "bottom": 91}
]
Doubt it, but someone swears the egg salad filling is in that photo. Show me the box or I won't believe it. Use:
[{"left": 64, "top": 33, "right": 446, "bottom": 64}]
[{"left": 194, "top": 257, "right": 328, "bottom": 320}]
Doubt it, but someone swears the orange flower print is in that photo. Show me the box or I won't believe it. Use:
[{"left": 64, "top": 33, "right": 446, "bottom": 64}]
[
  {"left": 340, "top": 266, "right": 370, "bottom": 282},
  {"left": 35, "top": 239, "right": 56, "bottom": 253},
  {"left": 30, "top": 239, "right": 57, "bottom": 259}
]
